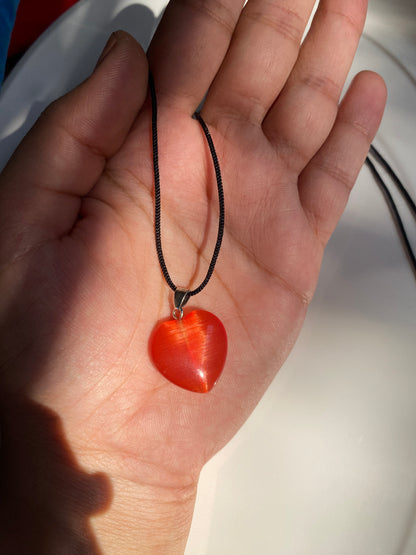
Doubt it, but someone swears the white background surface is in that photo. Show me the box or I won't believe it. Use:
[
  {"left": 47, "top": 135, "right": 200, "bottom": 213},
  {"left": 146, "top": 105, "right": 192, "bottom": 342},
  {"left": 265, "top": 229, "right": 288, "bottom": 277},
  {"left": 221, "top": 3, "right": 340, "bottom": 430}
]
[{"left": 0, "top": 1, "right": 415, "bottom": 553}]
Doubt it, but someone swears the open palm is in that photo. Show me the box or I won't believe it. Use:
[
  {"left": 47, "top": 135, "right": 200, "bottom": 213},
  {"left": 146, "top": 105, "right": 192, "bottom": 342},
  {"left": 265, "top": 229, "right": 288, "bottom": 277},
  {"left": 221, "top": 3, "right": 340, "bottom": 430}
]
[{"left": 0, "top": 0, "right": 386, "bottom": 551}]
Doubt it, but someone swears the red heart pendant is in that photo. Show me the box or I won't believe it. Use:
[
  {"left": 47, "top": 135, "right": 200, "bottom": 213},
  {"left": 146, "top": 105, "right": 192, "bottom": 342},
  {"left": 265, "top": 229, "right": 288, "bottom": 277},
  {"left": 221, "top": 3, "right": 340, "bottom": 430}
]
[{"left": 150, "top": 309, "right": 227, "bottom": 393}]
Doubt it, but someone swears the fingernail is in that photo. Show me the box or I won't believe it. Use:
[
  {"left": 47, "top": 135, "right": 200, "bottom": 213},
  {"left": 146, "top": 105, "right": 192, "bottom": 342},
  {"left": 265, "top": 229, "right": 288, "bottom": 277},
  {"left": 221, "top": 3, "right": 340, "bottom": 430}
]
[{"left": 96, "top": 33, "right": 118, "bottom": 68}]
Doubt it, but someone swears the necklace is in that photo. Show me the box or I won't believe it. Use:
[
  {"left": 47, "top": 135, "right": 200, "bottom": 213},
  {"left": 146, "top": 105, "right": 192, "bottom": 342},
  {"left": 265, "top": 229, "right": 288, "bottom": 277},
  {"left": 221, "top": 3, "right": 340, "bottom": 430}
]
[{"left": 148, "top": 73, "right": 227, "bottom": 393}]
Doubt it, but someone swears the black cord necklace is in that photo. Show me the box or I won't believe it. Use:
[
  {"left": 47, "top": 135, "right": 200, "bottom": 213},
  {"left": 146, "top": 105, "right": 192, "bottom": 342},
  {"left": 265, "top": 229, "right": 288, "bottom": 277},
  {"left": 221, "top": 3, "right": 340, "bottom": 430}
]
[
  {"left": 149, "top": 72, "right": 225, "bottom": 313},
  {"left": 148, "top": 73, "right": 228, "bottom": 394},
  {"left": 365, "top": 145, "right": 416, "bottom": 279}
]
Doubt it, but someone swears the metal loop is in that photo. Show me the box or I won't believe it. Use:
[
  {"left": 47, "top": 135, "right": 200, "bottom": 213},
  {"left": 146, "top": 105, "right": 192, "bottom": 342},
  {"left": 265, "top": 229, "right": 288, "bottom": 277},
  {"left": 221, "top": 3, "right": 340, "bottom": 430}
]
[{"left": 172, "top": 307, "right": 183, "bottom": 320}]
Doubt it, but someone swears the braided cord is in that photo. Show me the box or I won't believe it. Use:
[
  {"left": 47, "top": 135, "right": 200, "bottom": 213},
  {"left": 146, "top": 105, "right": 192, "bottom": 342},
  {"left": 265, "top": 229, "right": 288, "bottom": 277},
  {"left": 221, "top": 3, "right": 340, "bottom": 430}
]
[{"left": 149, "top": 72, "right": 225, "bottom": 296}]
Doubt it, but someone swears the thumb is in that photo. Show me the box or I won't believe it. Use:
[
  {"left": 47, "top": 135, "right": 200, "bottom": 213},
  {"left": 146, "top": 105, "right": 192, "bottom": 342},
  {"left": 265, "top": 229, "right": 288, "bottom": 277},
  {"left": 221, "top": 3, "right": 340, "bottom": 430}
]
[{"left": 0, "top": 30, "right": 148, "bottom": 262}]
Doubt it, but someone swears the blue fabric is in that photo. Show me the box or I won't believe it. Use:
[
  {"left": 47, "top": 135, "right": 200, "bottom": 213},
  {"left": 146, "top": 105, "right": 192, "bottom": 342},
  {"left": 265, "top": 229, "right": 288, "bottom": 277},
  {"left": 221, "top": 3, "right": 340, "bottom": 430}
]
[{"left": 0, "top": 0, "right": 20, "bottom": 82}]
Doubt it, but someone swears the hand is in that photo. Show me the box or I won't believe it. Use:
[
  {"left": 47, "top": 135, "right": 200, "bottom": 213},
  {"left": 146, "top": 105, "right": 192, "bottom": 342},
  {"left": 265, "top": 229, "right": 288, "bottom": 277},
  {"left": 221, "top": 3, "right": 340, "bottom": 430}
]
[{"left": 0, "top": 0, "right": 386, "bottom": 552}]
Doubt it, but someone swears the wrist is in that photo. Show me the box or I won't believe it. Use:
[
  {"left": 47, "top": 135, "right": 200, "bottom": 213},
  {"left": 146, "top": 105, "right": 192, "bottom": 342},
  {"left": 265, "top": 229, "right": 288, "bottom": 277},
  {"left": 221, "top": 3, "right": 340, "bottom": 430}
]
[
  {"left": 78, "top": 447, "right": 198, "bottom": 554},
  {"left": 89, "top": 473, "right": 197, "bottom": 554},
  {"left": 0, "top": 398, "right": 198, "bottom": 554},
  {"left": 75, "top": 432, "right": 200, "bottom": 553}
]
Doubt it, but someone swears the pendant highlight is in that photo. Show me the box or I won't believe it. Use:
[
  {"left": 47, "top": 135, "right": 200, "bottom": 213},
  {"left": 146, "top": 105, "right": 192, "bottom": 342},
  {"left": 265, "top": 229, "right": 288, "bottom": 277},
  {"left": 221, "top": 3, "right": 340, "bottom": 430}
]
[{"left": 150, "top": 309, "right": 227, "bottom": 393}]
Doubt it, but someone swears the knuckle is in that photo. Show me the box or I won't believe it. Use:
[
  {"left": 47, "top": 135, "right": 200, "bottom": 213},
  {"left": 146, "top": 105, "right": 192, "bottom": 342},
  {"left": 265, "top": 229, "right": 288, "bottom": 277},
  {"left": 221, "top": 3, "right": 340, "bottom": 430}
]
[
  {"left": 176, "top": 0, "right": 237, "bottom": 35},
  {"left": 244, "top": 2, "right": 304, "bottom": 46},
  {"left": 301, "top": 72, "right": 341, "bottom": 105},
  {"left": 315, "top": 159, "right": 355, "bottom": 192}
]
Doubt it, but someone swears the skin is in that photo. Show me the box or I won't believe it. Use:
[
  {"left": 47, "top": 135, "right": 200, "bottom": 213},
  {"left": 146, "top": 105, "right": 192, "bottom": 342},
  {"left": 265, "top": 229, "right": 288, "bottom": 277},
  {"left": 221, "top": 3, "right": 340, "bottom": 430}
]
[{"left": 0, "top": 0, "right": 386, "bottom": 552}]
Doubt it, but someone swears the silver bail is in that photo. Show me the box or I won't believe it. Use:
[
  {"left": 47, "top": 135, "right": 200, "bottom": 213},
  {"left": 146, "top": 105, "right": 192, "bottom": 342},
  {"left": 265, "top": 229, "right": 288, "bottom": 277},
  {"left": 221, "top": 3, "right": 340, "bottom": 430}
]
[{"left": 173, "top": 288, "right": 191, "bottom": 320}]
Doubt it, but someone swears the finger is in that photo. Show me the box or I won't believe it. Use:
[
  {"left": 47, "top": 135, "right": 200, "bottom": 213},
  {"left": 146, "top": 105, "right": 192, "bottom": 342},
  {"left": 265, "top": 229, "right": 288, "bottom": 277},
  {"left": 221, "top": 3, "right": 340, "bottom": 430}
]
[
  {"left": 299, "top": 71, "right": 387, "bottom": 246},
  {"left": 264, "top": 0, "right": 367, "bottom": 172},
  {"left": 0, "top": 31, "right": 148, "bottom": 261},
  {"left": 147, "top": 0, "right": 245, "bottom": 113},
  {"left": 204, "top": 0, "right": 315, "bottom": 125}
]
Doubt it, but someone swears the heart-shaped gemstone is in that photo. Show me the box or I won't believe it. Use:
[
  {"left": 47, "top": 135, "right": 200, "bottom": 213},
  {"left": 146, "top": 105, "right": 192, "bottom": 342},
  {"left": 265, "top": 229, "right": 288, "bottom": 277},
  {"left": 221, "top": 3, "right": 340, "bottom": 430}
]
[{"left": 150, "top": 309, "right": 227, "bottom": 393}]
